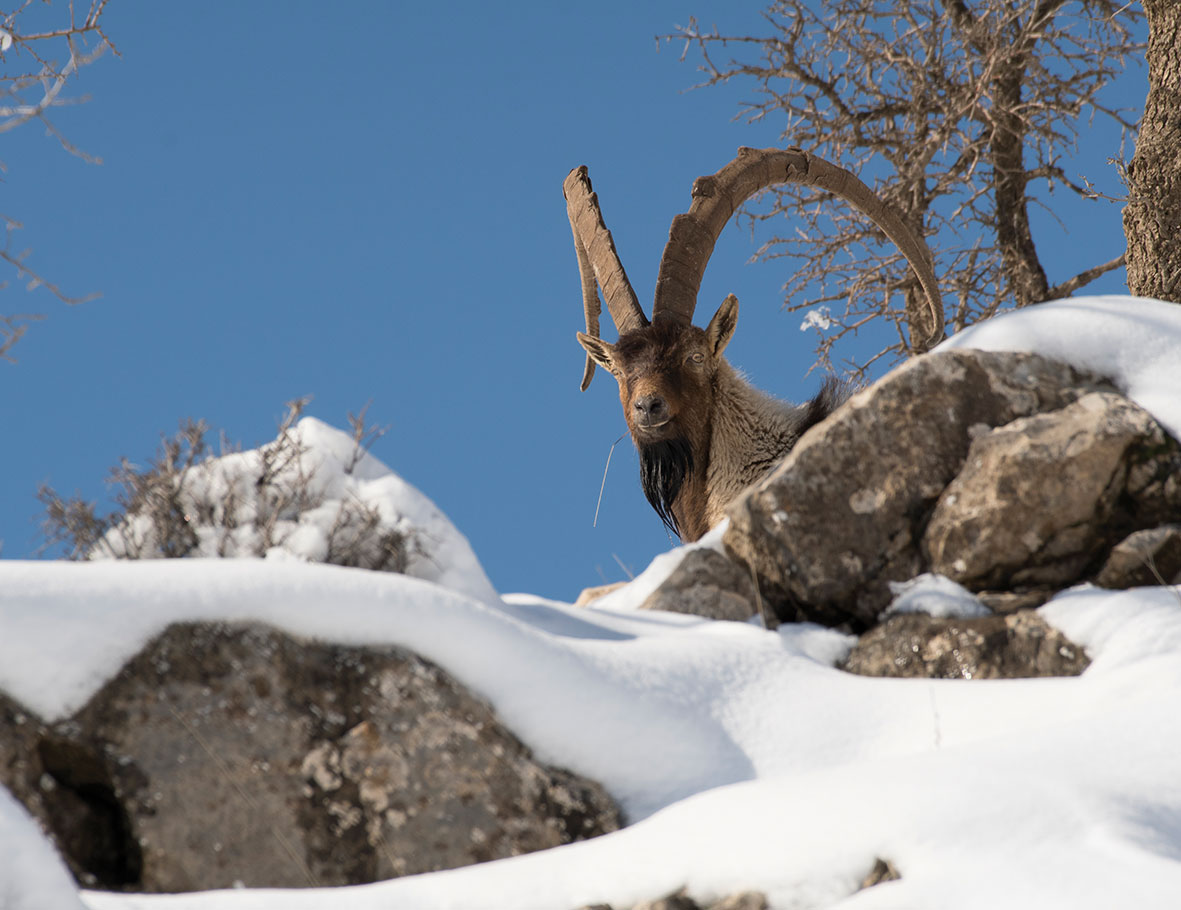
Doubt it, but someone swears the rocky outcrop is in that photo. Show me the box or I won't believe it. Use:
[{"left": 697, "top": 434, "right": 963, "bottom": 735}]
[
  {"left": 619, "top": 346, "right": 1174, "bottom": 687},
  {"left": 843, "top": 611, "right": 1089, "bottom": 679},
  {"left": 1096, "top": 525, "right": 1181, "bottom": 588},
  {"left": 2, "top": 622, "right": 620, "bottom": 893},
  {"left": 578, "top": 889, "right": 769, "bottom": 910},
  {"left": 1, "top": 698, "right": 140, "bottom": 891},
  {"left": 923, "top": 392, "right": 1178, "bottom": 589},
  {"left": 575, "top": 856, "right": 899, "bottom": 910},
  {"left": 0, "top": 697, "right": 45, "bottom": 834},
  {"left": 723, "top": 349, "right": 1181, "bottom": 629},
  {"left": 859, "top": 857, "right": 901, "bottom": 889},
  {"left": 639, "top": 549, "right": 759, "bottom": 622}
]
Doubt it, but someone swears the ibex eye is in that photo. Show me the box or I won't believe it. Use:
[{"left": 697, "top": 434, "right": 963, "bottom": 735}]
[{"left": 690, "top": 353, "right": 705, "bottom": 364}]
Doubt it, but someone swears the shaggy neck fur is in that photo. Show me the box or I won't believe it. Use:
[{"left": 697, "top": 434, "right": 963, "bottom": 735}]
[
  {"left": 704, "top": 363, "right": 795, "bottom": 512},
  {"left": 640, "top": 360, "right": 841, "bottom": 542}
]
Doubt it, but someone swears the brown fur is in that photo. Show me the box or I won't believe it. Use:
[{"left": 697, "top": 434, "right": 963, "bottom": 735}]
[{"left": 579, "top": 300, "right": 847, "bottom": 541}]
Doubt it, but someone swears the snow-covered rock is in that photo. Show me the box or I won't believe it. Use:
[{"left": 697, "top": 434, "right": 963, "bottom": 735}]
[{"left": 4, "top": 621, "right": 619, "bottom": 891}]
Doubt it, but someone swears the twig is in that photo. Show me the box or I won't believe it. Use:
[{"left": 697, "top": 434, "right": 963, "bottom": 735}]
[
  {"left": 593, "top": 432, "right": 629, "bottom": 528},
  {"left": 749, "top": 560, "right": 776, "bottom": 630},
  {"left": 1046, "top": 254, "right": 1126, "bottom": 300}
]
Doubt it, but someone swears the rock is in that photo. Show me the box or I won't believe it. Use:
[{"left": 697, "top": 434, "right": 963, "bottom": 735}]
[
  {"left": 1095, "top": 525, "right": 1181, "bottom": 588},
  {"left": 0, "top": 699, "right": 71, "bottom": 880},
  {"left": 575, "top": 581, "right": 628, "bottom": 606},
  {"left": 1122, "top": 433, "right": 1181, "bottom": 526},
  {"left": 859, "top": 857, "right": 901, "bottom": 889},
  {"left": 842, "top": 610, "right": 1089, "bottom": 679},
  {"left": 638, "top": 549, "right": 759, "bottom": 622},
  {"left": 579, "top": 891, "right": 768, "bottom": 910},
  {"left": 2, "top": 694, "right": 149, "bottom": 891},
  {"left": 632, "top": 890, "right": 700, "bottom": 910},
  {"left": 975, "top": 589, "right": 1056, "bottom": 614},
  {"left": 34, "top": 733, "right": 143, "bottom": 890},
  {"left": 924, "top": 393, "right": 1180, "bottom": 589},
  {"left": 706, "top": 894, "right": 769, "bottom": 910},
  {"left": 724, "top": 350, "right": 1114, "bottom": 628},
  {"left": 885, "top": 573, "right": 991, "bottom": 619},
  {"left": 0, "top": 696, "right": 46, "bottom": 837},
  {"left": 23, "top": 622, "right": 619, "bottom": 892}
]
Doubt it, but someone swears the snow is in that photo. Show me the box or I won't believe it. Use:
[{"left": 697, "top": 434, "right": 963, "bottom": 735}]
[
  {"left": 0, "top": 790, "right": 86, "bottom": 910},
  {"left": 800, "top": 306, "right": 835, "bottom": 332},
  {"left": 884, "top": 573, "right": 992, "bottom": 619},
  {"left": 3, "top": 295, "right": 1181, "bottom": 909},
  {"left": 88, "top": 415, "right": 498, "bottom": 606},
  {"left": 937, "top": 295, "right": 1181, "bottom": 440}
]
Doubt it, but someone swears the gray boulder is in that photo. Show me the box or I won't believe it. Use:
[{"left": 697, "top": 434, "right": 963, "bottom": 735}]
[
  {"left": 6, "top": 621, "right": 620, "bottom": 893},
  {"left": 924, "top": 392, "right": 1180, "bottom": 589},
  {"left": 0, "top": 696, "right": 46, "bottom": 840},
  {"left": 843, "top": 610, "right": 1089, "bottom": 679},
  {"left": 639, "top": 549, "right": 759, "bottom": 623},
  {"left": 1096, "top": 525, "right": 1181, "bottom": 589},
  {"left": 2, "top": 694, "right": 148, "bottom": 890},
  {"left": 724, "top": 349, "right": 1115, "bottom": 628},
  {"left": 578, "top": 890, "right": 769, "bottom": 910}
]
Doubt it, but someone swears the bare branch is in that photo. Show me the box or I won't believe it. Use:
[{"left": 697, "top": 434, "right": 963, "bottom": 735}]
[
  {"left": 668, "top": 0, "right": 1144, "bottom": 374},
  {"left": 1047, "top": 254, "right": 1126, "bottom": 299},
  {"left": 1, "top": 0, "right": 114, "bottom": 360}
]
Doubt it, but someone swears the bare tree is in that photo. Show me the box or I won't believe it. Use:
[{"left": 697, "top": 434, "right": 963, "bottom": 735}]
[
  {"left": 1, "top": 0, "right": 114, "bottom": 361},
  {"left": 1123, "top": 1, "right": 1181, "bottom": 302},
  {"left": 671, "top": 0, "right": 1142, "bottom": 376}
]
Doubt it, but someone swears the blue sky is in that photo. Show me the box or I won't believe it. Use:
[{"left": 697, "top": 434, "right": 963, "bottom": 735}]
[{"left": 0, "top": 2, "right": 1147, "bottom": 599}]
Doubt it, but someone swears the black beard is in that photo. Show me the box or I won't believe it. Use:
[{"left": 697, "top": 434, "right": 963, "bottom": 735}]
[{"left": 637, "top": 437, "right": 694, "bottom": 539}]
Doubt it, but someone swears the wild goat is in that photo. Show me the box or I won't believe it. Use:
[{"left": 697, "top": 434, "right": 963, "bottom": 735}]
[{"left": 565, "top": 146, "right": 943, "bottom": 542}]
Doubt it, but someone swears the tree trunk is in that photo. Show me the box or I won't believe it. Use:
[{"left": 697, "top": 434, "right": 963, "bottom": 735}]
[
  {"left": 991, "top": 68, "right": 1050, "bottom": 308},
  {"left": 1123, "top": 0, "right": 1181, "bottom": 301}
]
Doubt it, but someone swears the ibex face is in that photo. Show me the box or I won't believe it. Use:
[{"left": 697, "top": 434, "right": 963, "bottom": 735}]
[{"left": 577, "top": 297, "right": 737, "bottom": 446}]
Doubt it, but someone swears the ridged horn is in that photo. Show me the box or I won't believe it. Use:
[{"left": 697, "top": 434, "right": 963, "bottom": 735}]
[
  {"left": 564, "top": 166, "right": 649, "bottom": 390},
  {"left": 652, "top": 146, "right": 944, "bottom": 352}
]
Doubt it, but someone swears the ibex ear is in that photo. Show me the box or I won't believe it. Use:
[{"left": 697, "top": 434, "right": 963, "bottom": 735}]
[
  {"left": 577, "top": 332, "right": 617, "bottom": 373},
  {"left": 706, "top": 294, "right": 739, "bottom": 358}
]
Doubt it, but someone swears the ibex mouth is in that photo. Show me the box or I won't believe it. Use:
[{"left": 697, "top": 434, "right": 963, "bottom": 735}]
[{"left": 635, "top": 417, "right": 671, "bottom": 432}]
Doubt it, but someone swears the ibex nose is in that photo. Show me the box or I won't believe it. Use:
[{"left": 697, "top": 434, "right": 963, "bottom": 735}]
[{"left": 633, "top": 394, "right": 670, "bottom": 428}]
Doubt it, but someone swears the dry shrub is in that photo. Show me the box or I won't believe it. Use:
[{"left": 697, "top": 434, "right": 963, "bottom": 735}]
[{"left": 39, "top": 400, "right": 418, "bottom": 573}]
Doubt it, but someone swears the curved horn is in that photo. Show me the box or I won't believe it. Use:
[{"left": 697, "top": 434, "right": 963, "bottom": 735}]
[
  {"left": 564, "top": 166, "right": 649, "bottom": 390},
  {"left": 652, "top": 146, "right": 944, "bottom": 352}
]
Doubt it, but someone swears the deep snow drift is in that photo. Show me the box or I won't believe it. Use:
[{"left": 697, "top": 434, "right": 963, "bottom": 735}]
[{"left": 2, "top": 295, "right": 1180, "bottom": 910}]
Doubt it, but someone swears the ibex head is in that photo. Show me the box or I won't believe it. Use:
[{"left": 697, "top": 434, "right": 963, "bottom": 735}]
[
  {"left": 566, "top": 146, "right": 944, "bottom": 539},
  {"left": 576, "top": 296, "right": 737, "bottom": 447}
]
